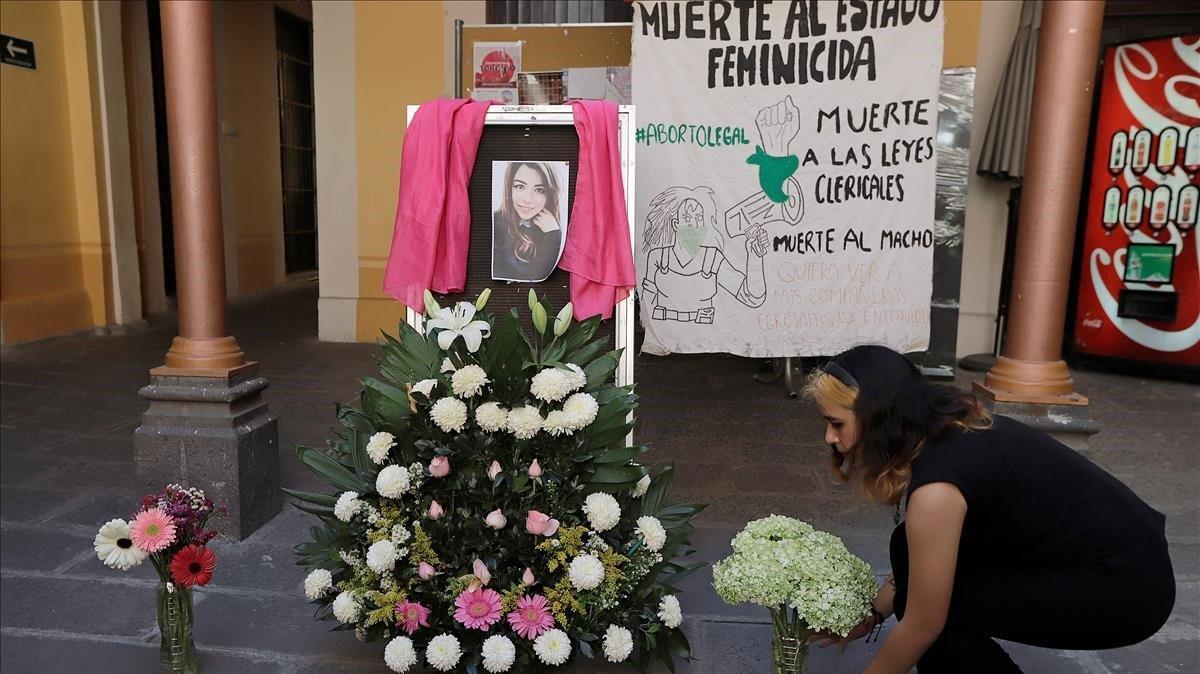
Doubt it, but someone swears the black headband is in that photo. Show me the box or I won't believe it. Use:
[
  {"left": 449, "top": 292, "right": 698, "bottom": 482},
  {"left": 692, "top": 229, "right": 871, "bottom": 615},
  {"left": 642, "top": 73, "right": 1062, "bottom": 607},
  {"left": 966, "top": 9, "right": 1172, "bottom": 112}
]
[{"left": 823, "top": 361, "right": 859, "bottom": 389}]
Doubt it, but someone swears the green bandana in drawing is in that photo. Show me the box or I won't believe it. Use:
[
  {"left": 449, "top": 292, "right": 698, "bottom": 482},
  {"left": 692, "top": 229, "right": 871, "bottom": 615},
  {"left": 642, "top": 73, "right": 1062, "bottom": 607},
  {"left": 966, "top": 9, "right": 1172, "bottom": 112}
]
[
  {"left": 676, "top": 225, "right": 706, "bottom": 258},
  {"left": 746, "top": 145, "right": 799, "bottom": 204}
]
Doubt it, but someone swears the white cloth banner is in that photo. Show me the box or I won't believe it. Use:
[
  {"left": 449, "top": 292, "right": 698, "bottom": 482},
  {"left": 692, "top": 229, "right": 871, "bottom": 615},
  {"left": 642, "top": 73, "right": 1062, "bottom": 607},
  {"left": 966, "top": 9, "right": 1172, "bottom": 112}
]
[{"left": 632, "top": 0, "right": 944, "bottom": 357}]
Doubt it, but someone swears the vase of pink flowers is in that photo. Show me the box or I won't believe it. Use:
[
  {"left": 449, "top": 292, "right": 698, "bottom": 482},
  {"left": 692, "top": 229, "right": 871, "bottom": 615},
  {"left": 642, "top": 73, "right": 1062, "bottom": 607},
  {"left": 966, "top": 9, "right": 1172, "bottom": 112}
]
[{"left": 93, "top": 484, "right": 220, "bottom": 673}]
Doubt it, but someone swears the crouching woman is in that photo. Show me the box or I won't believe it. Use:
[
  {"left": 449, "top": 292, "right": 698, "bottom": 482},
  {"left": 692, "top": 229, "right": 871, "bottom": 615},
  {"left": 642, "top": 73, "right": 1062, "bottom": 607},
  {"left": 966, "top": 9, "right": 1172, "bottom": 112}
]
[{"left": 805, "top": 345, "right": 1175, "bottom": 673}]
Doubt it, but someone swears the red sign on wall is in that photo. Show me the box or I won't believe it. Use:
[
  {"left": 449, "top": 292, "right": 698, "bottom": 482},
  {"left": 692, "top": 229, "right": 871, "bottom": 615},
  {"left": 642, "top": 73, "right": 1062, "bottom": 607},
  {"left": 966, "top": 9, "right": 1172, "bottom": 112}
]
[{"left": 1072, "top": 35, "right": 1200, "bottom": 367}]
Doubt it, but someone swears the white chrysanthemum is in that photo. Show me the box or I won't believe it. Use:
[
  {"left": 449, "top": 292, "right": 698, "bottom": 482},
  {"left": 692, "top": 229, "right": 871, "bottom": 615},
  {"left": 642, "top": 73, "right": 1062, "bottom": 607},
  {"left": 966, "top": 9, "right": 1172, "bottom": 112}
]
[
  {"left": 565, "top": 363, "right": 587, "bottom": 391},
  {"left": 93, "top": 519, "right": 148, "bottom": 571},
  {"left": 533, "top": 628, "right": 571, "bottom": 666},
  {"left": 384, "top": 636, "right": 418, "bottom": 673},
  {"left": 304, "top": 568, "right": 333, "bottom": 600},
  {"left": 451, "top": 364, "right": 489, "bottom": 398},
  {"left": 658, "top": 594, "right": 683, "bottom": 628},
  {"left": 440, "top": 357, "right": 456, "bottom": 373},
  {"left": 332, "top": 591, "right": 361, "bottom": 623},
  {"left": 530, "top": 367, "right": 574, "bottom": 403},
  {"left": 583, "top": 492, "right": 621, "bottom": 532},
  {"left": 542, "top": 410, "right": 576, "bottom": 437},
  {"left": 481, "top": 634, "right": 517, "bottom": 673},
  {"left": 475, "top": 402, "right": 509, "bottom": 432},
  {"left": 561, "top": 392, "right": 599, "bottom": 429},
  {"left": 603, "top": 624, "right": 634, "bottom": 663},
  {"left": 425, "top": 634, "right": 463, "bottom": 671},
  {"left": 506, "top": 405, "right": 543, "bottom": 440},
  {"left": 334, "top": 491, "right": 362, "bottom": 522},
  {"left": 430, "top": 397, "right": 468, "bottom": 433},
  {"left": 365, "top": 431, "right": 397, "bottom": 465},
  {"left": 637, "top": 516, "right": 667, "bottom": 552},
  {"left": 568, "top": 554, "right": 605, "bottom": 591},
  {"left": 376, "top": 464, "right": 411, "bottom": 499},
  {"left": 412, "top": 378, "right": 438, "bottom": 398},
  {"left": 632, "top": 474, "right": 652, "bottom": 497},
  {"left": 366, "top": 540, "right": 399, "bottom": 574}
]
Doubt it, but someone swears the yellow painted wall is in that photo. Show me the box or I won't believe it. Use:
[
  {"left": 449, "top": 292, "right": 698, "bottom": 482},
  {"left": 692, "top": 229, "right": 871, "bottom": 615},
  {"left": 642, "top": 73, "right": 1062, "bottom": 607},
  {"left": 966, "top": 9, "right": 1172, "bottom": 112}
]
[
  {"left": 0, "top": 0, "right": 109, "bottom": 343},
  {"left": 354, "top": 0, "right": 445, "bottom": 341},
  {"left": 944, "top": 0, "right": 983, "bottom": 68},
  {"left": 215, "top": 1, "right": 288, "bottom": 296}
]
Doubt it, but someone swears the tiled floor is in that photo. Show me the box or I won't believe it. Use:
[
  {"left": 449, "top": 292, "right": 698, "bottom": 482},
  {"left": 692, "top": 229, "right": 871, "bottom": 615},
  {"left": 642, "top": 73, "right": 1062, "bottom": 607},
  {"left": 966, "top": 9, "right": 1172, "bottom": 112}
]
[{"left": 2, "top": 280, "right": 1196, "bottom": 673}]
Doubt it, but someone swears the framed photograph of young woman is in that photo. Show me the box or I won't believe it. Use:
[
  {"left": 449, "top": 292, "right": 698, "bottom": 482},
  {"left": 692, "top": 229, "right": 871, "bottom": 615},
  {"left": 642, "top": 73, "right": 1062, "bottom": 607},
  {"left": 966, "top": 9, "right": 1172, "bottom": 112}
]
[{"left": 491, "top": 160, "right": 570, "bottom": 282}]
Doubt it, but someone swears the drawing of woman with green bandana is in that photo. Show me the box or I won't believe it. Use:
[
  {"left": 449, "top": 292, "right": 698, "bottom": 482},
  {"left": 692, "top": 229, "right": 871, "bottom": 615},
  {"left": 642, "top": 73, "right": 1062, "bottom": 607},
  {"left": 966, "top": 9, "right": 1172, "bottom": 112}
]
[{"left": 640, "top": 186, "right": 769, "bottom": 324}]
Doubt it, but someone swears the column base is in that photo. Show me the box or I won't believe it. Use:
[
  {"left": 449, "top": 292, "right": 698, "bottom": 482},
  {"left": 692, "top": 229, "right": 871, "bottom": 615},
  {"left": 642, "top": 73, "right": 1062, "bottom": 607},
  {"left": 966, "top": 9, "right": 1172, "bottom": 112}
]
[
  {"left": 975, "top": 384, "right": 1101, "bottom": 451},
  {"left": 983, "top": 356, "right": 1083, "bottom": 399},
  {"left": 134, "top": 364, "right": 280, "bottom": 540},
  {"left": 163, "top": 336, "right": 245, "bottom": 370}
]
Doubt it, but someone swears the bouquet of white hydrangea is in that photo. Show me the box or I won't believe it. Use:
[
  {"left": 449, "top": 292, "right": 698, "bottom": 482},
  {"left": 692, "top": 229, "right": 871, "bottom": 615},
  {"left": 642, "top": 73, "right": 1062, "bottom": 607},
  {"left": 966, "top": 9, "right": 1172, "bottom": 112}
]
[{"left": 712, "top": 515, "right": 876, "bottom": 673}]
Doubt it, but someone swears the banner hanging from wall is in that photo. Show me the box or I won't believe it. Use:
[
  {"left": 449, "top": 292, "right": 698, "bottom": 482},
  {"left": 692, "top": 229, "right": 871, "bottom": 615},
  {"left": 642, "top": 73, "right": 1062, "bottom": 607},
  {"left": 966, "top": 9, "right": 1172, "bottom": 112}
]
[{"left": 631, "top": 0, "right": 944, "bottom": 356}]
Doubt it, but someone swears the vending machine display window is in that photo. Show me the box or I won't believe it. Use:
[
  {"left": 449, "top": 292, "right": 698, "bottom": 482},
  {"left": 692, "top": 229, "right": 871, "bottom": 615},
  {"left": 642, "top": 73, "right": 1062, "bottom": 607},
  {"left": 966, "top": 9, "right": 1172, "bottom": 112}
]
[
  {"left": 1124, "top": 186, "right": 1145, "bottom": 229},
  {"left": 1131, "top": 129, "right": 1153, "bottom": 174},
  {"left": 1177, "top": 184, "right": 1198, "bottom": 231},
  {"left": 1123, "top": 243, "right": 1175, "bottom": 284},
  {"left": 1109, "top": 131, "right": 1128, "bottom": 174},
  {"left": 1184, "top": 126, "right": 1200, "bottom": 172},
  {"left": 1155, "top": 127, "right": 1180, "bottom": 173}
]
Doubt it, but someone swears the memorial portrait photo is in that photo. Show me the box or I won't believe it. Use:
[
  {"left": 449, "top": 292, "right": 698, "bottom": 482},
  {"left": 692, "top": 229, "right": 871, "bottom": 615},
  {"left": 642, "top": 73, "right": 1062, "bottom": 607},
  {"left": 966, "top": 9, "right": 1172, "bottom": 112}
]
[{"left": 491, "top": 160, "right": 570, "bottom": 282}]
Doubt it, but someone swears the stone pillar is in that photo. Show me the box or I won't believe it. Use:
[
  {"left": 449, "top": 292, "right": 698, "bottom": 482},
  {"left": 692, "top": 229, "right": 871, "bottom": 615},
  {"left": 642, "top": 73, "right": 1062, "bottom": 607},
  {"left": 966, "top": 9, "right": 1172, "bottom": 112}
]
[
  {"left": 135, "top": 0, "right": 279, "bottom": 539},
  {"left": 975, "top": 0, "right": 1106, "bottom": 448}
]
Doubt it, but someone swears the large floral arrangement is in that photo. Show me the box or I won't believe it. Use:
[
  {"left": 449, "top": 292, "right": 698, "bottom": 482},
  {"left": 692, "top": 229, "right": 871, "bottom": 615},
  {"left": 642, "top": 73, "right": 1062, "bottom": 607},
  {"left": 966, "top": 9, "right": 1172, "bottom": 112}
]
[
  {"left": 712, "top": 515, "right": 877, "bottom": 672},
  {"left": 290, "top": 290, "right": 703, "bottom": 672}
]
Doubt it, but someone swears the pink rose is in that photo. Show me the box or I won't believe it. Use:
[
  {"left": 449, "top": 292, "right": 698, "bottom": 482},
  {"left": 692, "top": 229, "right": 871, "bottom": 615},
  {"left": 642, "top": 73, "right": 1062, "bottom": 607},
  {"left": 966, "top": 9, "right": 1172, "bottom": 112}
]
[
  {"left": 473, "top": 558, "right": 491, "bottom": 586},
  {"left": 528, "top": 459, "right": 543, "bottom": 478},
  {"left": 484, "top": 509, "right": 507, "bottom": 530},
  {"left": 429, "top": 456, "right": 451, "bottom": 477},
  {"left": 427, "top": 500, "right": 444, "bottom": 520},
  {"left": 525, "top": 510, "right": 560, "bottom": 537},
  {"left": 418, "top": 562, "right": 437, "bottom": 580},
  {"left": 522, "top": 567, "right": 536, "bottom": 586},
  {"left": 487, "top": 460, "right": 502, "bottom": 480},
  {"left": 525, "top": 510, "right": 551, "bottom": 535}
]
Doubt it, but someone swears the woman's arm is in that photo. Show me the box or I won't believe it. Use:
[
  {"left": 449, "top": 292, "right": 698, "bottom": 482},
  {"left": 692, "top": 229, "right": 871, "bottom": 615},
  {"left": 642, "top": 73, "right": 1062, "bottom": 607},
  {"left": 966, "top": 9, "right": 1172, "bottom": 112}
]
[{"left": 864, "top": 483, "right": 966, "bottom": 674}]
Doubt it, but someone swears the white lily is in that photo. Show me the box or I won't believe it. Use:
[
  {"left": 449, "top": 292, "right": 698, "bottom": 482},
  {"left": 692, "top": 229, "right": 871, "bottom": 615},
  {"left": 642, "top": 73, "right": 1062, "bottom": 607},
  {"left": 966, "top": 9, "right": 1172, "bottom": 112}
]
[{"left": 425, "top": 302, "right": 491, "bottom": 352}]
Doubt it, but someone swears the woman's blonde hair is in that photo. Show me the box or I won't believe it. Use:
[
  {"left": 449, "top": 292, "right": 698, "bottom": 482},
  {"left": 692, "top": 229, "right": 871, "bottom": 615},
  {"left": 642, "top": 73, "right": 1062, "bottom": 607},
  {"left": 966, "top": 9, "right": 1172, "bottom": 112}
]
[{"left": 804, "top": 346, "right": 991, "bottom": 505}]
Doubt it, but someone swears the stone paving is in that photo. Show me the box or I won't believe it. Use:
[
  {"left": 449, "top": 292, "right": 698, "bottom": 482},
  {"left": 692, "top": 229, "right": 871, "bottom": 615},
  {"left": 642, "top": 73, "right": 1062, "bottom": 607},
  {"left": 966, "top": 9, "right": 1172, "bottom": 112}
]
[{"left": 1, "top": 280, "right": 1197, "bottom": 673}]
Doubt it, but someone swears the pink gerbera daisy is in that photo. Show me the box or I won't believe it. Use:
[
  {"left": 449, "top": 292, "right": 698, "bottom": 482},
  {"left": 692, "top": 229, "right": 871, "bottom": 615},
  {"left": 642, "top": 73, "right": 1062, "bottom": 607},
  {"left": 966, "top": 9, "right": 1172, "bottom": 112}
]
[
  {"left": 506, "top": 594, "right": 556, "bottom": 639},
  {"left": 130, "top": 507, "right": 177, "bottom": 553},
  {"left": 394, "top": 599, "right": 431, "bottom": 635},
  {"left": 453, "top": 587, "right": 503, "bottom": 631}
]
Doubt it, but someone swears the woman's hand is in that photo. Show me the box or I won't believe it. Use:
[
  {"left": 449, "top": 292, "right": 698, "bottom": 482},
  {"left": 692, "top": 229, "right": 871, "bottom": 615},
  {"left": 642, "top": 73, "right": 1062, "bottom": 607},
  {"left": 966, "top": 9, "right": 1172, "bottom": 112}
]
[
  {"left": 809, "top": 612, "right": 876, "bottom": 651},
  {"left": 532, "top": 209, "right": 560, "bottom": 232}
]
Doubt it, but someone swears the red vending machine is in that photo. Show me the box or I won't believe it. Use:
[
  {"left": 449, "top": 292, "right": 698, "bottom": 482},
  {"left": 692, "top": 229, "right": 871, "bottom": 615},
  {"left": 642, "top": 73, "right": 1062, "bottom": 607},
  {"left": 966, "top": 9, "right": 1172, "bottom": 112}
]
[{"left": 1071, "top": 34, "right": 1200, "bottom": 375}]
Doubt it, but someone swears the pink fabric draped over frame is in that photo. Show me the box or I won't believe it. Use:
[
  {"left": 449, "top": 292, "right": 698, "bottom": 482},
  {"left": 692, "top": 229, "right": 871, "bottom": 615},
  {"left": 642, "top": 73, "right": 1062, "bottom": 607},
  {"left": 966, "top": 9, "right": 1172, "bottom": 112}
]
[
  {"left": 382, "top": 99, "right": 492, "bottom": 309},
  {"left": 382, "top": 98, "right": 634, "bottom": 320},
  {"left": 560, "top": 99, "right": 636, "bottom": 320}
]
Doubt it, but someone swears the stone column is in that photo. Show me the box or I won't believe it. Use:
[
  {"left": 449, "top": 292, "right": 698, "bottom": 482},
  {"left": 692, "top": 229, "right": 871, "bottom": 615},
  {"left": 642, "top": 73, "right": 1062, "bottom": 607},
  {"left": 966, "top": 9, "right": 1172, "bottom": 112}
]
[
  {"left": 975, "top": 0, "right": 1106, "bottom": 448},
  {"left": 135, "top": 0, "right": 279, "bottom": 538}
]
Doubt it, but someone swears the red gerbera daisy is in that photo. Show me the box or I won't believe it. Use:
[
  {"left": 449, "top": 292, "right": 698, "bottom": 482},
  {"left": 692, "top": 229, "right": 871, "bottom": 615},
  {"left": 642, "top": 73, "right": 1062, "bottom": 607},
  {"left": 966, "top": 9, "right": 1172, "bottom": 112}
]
[{"left": 169, "top": 544, "right": 217, "bottom": 587}]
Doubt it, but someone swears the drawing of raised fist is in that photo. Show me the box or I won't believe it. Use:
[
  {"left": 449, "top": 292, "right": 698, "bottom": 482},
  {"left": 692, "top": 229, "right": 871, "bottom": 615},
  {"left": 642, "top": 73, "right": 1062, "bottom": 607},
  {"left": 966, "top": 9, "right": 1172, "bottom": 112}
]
[{"left": 755, "top": 96, "right": 801, "bottom": 157}]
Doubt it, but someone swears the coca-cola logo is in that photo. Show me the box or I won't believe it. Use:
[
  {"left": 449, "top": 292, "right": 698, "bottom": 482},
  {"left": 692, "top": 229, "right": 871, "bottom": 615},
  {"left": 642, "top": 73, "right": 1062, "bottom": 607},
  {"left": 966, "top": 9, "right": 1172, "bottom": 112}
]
[{"left": 478, "top": 50, "right": 516, "bottom": 85}]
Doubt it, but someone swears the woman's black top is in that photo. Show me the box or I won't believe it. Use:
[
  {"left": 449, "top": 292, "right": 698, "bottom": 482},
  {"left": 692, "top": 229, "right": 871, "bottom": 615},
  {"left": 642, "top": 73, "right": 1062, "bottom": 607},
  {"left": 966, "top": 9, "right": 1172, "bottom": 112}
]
[
  {"left": 492, "top": 216, "right": 562, "bottom": 281},
  {"left": 906, "top": 415, "right": 1167, "bottom": 570}
]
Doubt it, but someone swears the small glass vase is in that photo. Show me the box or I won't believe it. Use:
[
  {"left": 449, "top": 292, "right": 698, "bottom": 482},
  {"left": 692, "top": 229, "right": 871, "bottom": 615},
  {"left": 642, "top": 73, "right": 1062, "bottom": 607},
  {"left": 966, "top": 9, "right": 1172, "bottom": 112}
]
[
  {"left": 156, "top": 580, "right": 198, "bottom": 674},
  {"left": 770, "top": 606, "right": 811, "bottom": 674}
]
